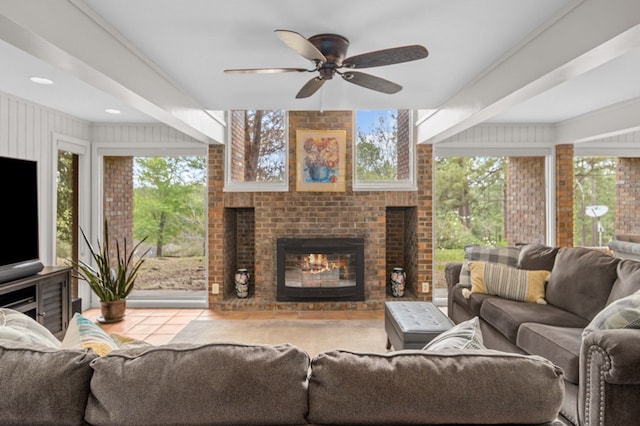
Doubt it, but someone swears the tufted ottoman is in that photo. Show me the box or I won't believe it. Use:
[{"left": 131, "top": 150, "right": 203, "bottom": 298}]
[{"left": 385, "top": 301, "right": 455, "bottom": 350}]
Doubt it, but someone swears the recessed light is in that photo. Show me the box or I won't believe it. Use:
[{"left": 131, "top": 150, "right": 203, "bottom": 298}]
[
  {"left": 30, "top": 76, "right": 53, "bottom": 85},
  {"left": 105, "top": 108, "right": 121, "bottom": 114}
]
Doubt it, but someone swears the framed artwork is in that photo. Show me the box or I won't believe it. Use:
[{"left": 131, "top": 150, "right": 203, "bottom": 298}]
[{"left": 296, "top": 129, "right": 346, "bottom": 192}]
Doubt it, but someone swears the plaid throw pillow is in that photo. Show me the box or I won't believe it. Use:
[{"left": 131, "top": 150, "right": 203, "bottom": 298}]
[{"left": 458, "top": 245, "right": 520, "bottom": 286}]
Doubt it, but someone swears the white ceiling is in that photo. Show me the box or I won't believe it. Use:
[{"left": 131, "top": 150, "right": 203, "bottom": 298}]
[{"left": 0, "top": 0, "right": 639, "bottom": 144}]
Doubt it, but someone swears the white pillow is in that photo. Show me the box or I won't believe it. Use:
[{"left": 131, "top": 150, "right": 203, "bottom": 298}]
[
  {"left": 423, "top": 317, "right": 485, "bottom": 351},
  {"left": 0, "top": 308, "right": 61, "bottom": 348},
  {"left": 583, "top": 290, "right": 640, "bottom": 338}
]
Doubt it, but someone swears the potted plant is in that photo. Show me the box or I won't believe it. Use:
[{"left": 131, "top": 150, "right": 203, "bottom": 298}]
[{"left": 70, "top": 220, "right": 149, "bottom": 323}]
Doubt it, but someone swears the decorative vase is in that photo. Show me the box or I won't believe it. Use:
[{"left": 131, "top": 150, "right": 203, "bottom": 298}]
[
  {"left": 235, "top": 269, "right": 250, "bottom": 298},
  {"left": 99, "top": 299, "right": 126, "bottom": 323},
  {"left": 390, "top": 267, "right": 406, "bottom": 297}
]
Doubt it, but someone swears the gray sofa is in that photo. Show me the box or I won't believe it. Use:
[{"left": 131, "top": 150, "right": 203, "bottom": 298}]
[
  {"left": 0, "top": 338, "right": 566, "bottom": 425},
  {"left": 446, "top": 245, "right": 640, "bottom": 426}
]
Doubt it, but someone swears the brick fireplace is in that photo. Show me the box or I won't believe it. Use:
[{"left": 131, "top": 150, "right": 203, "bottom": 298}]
[{"left": 207, "top": 110, "right": 434, "bottom": 311}]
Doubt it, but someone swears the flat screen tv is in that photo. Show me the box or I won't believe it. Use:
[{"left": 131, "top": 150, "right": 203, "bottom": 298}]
[{"left": 0, "top": 156, "right": 44, "bottom": 284}]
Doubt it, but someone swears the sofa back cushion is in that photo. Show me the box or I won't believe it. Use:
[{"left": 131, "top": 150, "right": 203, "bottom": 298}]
[
  {"left": 0, "top": 340, "right": 97, "bottom": 426},
  {"left": 608, "top": 258, "right": 640, "bottom": 304},
  {"left": 546, "top": 247, "right": 620, "bottom": 321},
  {"left": 85, "top": 342, "right": 310, "bottom": 426},
  {"left": 517, "top": 244, "right": 559, "bottom": 271},
  {"left": 308, "top": 349, "right": 564, "bottom": 425}
]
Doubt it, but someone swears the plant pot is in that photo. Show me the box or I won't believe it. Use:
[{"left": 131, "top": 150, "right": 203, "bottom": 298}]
[{"left": 99, "top": 300, "right": 126, "bottom": 323}]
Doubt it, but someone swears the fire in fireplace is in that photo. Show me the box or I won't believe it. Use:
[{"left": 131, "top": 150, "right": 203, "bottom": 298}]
[{"left": 277, "top": 238, "right": 364, "bottom": 302}]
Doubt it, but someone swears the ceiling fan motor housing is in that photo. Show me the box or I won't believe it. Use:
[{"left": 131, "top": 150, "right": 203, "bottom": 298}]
[{"left": 308, "top": 34, "right": 350, "bottom": 79}]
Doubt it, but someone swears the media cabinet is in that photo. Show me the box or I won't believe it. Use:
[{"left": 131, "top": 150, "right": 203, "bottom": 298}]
[{"left": 0, "top": 266, "right": 72, "bottom": 339}]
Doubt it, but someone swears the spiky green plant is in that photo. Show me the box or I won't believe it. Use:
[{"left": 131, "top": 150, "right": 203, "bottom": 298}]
[{"left": 70, "top": 221, "right": 149, "bottom": 302}]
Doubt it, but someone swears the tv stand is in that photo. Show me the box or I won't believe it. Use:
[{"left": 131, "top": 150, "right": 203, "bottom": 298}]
[{"left": 0, "top": 266, "right": 72, "bottom": 339}]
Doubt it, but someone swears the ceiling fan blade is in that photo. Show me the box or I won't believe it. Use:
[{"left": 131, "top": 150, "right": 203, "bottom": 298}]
[
  {"left": 342, "top": 71, "right": 402, "bottom": 94},
  {"left": 296, "top": 77, "right": 325, "bottom": 98},
  {"left": 275, "top": 30, "right": 326, "bottom": 63},
  {"left": 224, "top": 67, "right": 308, "bottom": 74},
  {"left": 343, "top": 45, "right": 428, "bottom": 69}
]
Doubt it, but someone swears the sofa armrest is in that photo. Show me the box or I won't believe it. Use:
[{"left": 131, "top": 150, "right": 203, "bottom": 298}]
[
  {"left": 445, "top": 262, "right": 463, "bottom": 291},
  {"left": 581, "top": 329, "right": 640, "bottom": 385},
  {"left": 579, "top": 329, "right": 640, "bottom": 426}
]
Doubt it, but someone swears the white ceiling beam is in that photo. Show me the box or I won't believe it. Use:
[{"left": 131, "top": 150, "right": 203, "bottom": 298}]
[
  {"left": 556, "top": 97, "right": 640, "bottom": 144},
  {"left": 0, "top": 0, "right": 225, "bottom": 144},
  {"left": 416, "top": 0, "right": 640, "bottom": 144}
]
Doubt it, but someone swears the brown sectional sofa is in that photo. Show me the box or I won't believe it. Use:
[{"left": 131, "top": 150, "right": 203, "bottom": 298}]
[
  {"left": 0, "top": 338, "right": 566, "bottom": 425},
  {"left": 446, "top": 245, "right": 640, "bottom": 426}
]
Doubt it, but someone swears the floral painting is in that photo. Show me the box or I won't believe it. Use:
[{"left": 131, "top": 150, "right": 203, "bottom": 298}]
[{"left": 296, "top": 130, "right": 346, "bottom": 192}]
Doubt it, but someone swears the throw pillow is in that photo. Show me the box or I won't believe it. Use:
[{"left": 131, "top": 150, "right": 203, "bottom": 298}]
[
  {"left": 458, "top": 245, "right": 520, "bottom": 287},
  {"left": 582, "top": 290, "right": 640, "bottom": 338},
  {"left": 463, "top": 261, "right": 549, "bottom": 304},
  {"left": 423, "top": 317, "right": 484, "bottom": 351},
  {"left": 61, "top": 313, "right": 119, "bottom": 356},
  {"left": 110, "top": 333, "right": 152, "bottom": 349},
  {"left": 0, "top": 308, "right": 61, "bottom": 348}
]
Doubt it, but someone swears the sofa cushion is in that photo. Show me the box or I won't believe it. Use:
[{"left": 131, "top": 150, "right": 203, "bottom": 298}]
[
  {"left": 308, "top": 349, "right": 564, "bottom": 425},
  {"left": 480, "top": 297, "right": 588, "bottom": 343},
  {"left": 423, "top": 317, "right": 484, "bottom": 351},
  {"left": 466, "top": 261, "right": 549, "bottom": 304},
  {"left": 458, "top": 245, "right": 520, "bottom": 286},
  {"left": 0, "top": 340, "right": 98, "bottom": 425},
  {"left": 451, "top": 283, "right": 498, "bottom": 318},
  {"left": 608, "top": 258, "right": 640, "bottom": 304},
  {"left": 517, "top": 244, "right": 559, "bottom": 271},
  {"left": 0, "top": 308, "right": 61, "bottom": 349},
  {"left": 546, "top": 247, "right": 620, "bottom": 321},
  {"left": 583, "top": 290, "right": 640, "bottom": 338},
  {"left": 85, "top": 342, "right": 310, "bottom": 426},
  {"left": 517, "top": 323, "right": 583, "bottom": 384}
]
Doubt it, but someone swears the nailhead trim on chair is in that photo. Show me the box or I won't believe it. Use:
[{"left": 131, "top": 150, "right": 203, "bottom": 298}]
[{"left": 585, "top": 345, "right": 611, "bottom": 426}]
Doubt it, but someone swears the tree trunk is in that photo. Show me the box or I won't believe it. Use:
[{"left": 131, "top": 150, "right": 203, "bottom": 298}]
[{"left": 156, "top": 211, "right": 166, "bottom": 257}]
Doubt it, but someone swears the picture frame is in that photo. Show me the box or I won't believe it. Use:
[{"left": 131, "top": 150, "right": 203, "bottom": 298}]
[{"left": 296, "top": 129, "right": 347, "bottom": 192}]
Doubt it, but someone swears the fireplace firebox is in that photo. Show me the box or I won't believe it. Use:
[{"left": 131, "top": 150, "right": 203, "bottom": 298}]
[{"left": 277, "top": 238, "right": 364, "bottom": 302}]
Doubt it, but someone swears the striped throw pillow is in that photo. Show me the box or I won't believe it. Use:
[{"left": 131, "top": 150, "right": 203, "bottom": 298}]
[
  {"left": 423, "top": 317, "right": 484, "bottom": 351},
  {"left": 464, "top": 261, "right": 549, "bottom": 304},
  {"left": 583, "top": 290, "right": 640, "bottom": 338}
]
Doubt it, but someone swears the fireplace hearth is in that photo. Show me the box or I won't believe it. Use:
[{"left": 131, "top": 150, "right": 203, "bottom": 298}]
[{"left": 277, "top": 238, "right": 365, "bottom": 302}]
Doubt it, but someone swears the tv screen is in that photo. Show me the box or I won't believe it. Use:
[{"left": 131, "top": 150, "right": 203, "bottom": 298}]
[{"left": 0, "top": 156, "right": 43, "bottom": 283}]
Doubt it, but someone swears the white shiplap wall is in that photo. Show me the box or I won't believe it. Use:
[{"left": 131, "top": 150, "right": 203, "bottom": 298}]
[
  {"left": 0, "top": 91, "right": 210, "bottom": 271},
  {"left": 0, "top": 91, "right": 92, "bottom": 267}
]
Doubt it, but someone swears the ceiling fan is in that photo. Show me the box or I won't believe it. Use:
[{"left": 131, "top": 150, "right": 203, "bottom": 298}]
[{"left": 224, "top": 30, "right": 428, "bottom": 99}]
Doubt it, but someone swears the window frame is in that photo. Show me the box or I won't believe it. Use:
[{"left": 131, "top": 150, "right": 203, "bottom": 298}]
[
  {"left": 224, "top": 110, "right": 289, "bottom": 192},
  {"left": 352, "top": 109, "right": 417, "bottom": 191}
]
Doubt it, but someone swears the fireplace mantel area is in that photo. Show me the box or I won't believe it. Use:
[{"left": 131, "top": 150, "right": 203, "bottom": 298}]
[{"left": 208, "top": 110, "right": 433, "bottom": 311}]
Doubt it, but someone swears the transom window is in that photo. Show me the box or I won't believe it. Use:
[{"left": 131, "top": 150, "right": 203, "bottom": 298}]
[
  {"left": 354, "top": 109, "right": 415, "bottom": 190},
  {"left": 225, "top": 110, "right": 288, "bottom": 191}
]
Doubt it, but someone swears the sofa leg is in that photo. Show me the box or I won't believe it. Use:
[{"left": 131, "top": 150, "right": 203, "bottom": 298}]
[{"left": 386, "top": 337, "right": 391, "bottom": 350}]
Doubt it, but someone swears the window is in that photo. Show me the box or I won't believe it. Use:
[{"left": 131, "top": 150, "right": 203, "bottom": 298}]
[
  {"left": 354, "top": 109, "right": 415, "bottom": 190},
  {"left": 225, "top": 110, "right": 288, "bottom": 191}
]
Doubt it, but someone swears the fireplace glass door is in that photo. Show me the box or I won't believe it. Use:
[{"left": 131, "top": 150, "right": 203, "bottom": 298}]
[{"left": 277, "top": 238, "right": 364, "bottom": 301}]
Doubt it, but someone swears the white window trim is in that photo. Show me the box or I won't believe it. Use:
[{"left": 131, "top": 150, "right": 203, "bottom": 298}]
[
  {"left": 352, "top": 109, "right": 417, "bottom": 191},
  {"left": 224, "top": 110, "right": 289, "bottom": 192}
]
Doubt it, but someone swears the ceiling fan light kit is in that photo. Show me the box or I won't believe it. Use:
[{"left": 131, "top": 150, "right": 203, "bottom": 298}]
[{"left": 224, "top": 30, "right": 428, "bottom": 99}]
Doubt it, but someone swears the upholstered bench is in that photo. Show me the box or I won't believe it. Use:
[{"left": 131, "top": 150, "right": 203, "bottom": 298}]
[{"left": 385, "top": 301, "right": 454, "bottom": 350}]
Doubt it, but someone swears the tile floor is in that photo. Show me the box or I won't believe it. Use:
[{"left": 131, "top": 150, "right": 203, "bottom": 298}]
[{"left": 83, "top": 308, "right": 385, "bottom": 345}]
